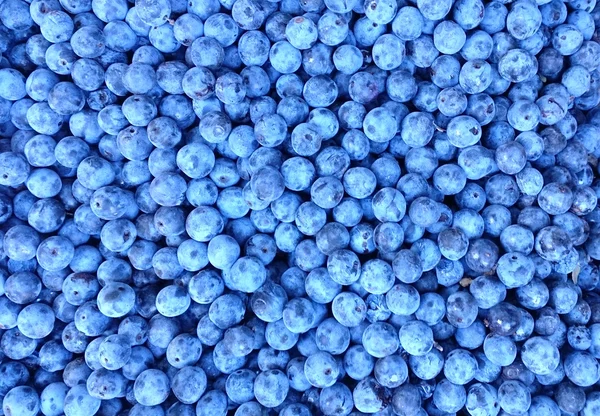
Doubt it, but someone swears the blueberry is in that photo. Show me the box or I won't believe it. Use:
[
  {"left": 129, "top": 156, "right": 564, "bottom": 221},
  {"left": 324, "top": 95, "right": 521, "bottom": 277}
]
[
  {"left": 0, "top": 68, "right": 27, "bottom": 101},
  {"left": 225, "top": 369, "right": 256, "bottom": 404},
  {"left": 63, "top": 384, "right": 101, "bottom": 416},
  {"left": 286, "top": 16, "right": 318, "bottom": 50},
  {"left": 253, "top": 369, "right": 289, "bottom": 407},
  {"left": 172, "top": 366, "right": 208, "bottom": 404},
  {"left": 417, "top": 0, "right": 452, "bottom": 20},
  {"left": 17, "top": 302, "right": 54, "bottom": 339},
  {"left": 465, "top": 383, "right": 500, "bottom": 416},
  {"left": 498, "top": 49, "right": 539, "bottom": 83},
  {"left": 498, "top": 380, "right": 532, "bottom": 415},
  {"left": 353, "top": 377, "right": 391, "bottom": 413},
  {"left": 372, "top": 34, "right": 405, "bottom": 71},
  {"left": 432, "top": 379, "right": 466, "bottom": 413},
  {"left": 399, "top": 320, "right": 434, "bottom": 356},
  {"left": 521, "top": 337, "right": 560, "bottom": 376},
  {"left": 319, "top": 382, "right": 354, "bottom": 414},
  {"left": 133, "top": 369, "right": 170, "bottom": 406},
  {"left": 443, "top": 349, "right": 478, "bottom": 385},
  {"left": 2, "top": 386, "right": 40, "bottom": 416}
]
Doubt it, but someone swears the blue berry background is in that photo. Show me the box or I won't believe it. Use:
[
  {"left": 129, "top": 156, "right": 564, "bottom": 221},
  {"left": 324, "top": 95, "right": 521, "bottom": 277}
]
[{"left": 0, "top": 0, "right": 600, "bottom": 415}]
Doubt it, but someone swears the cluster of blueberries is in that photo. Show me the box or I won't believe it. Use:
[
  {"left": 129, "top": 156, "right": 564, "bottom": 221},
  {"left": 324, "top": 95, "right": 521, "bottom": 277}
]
[{"left": 1, "top": 0, "right": 600, "bottom": 414}]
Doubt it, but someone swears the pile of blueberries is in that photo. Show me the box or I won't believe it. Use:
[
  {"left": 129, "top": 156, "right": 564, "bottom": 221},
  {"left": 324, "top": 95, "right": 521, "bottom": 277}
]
[{"left": 2, "top": 0, "right": 600, "bottom": 413}]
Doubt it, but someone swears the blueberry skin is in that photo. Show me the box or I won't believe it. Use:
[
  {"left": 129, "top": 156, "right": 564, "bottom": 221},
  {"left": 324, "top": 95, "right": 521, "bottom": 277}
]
[
  {"left": 521, "top": 337, "right": 560, "bottom": 376},
  {"left": 353, "top": 377, "right": 392, "bottom": 413},
  {"left": 399, "top": 320, "right": 433, "bottom": 356},
  {"left": 63, "top": 384, "right": 101, "bottom": 416},
  {"left": 498, "top": 49, "right": 539, "bottom": 82},
  {"left": 0, "top": 69, "right": 28, "bottom": 100},
  {"left": 0, "top": 153, "right": 31, "bottom": 187},
  {"left": 17, "top": 303, "right": 55, "bottom": 339},
  {"left": 372, "top": 34, "right": 405, "bottom": 70},
  {"left": 433, "top": 379, "right": 467, "bottom": 413},
  {"left": 2, "top": 386, "right": 40, "bottom": 416},
  {"left": 286, "top": 16, "right": 318, "bottom": 50},
  {"left": 133, "top": 369, "right": 170, "bottom": 406}
]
